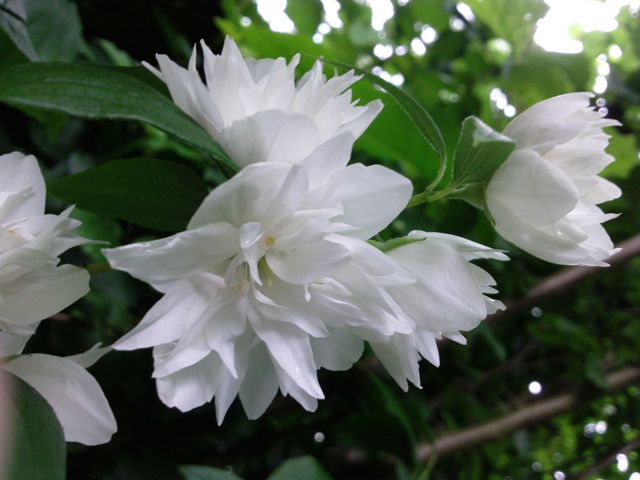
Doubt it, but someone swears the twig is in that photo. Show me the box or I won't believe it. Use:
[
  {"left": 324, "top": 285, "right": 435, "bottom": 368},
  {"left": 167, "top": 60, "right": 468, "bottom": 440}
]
[
  {"left": 415, "top": 366, "right": 640, "bottom": 462},
  {"left": 569, "top": 436, "right": 640, "bottom": 480}
]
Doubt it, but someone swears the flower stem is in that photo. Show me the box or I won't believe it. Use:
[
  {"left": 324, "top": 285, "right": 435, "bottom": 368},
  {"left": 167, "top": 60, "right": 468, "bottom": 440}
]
[
  {"left": 86, "top": 261, "right": 112, "bottom": 275},
  {"left": 407, "top": 182, "right": 455, "bottom": 208},
  {"left": 368, "top": 236, "right": 425, "bottom": 253}
]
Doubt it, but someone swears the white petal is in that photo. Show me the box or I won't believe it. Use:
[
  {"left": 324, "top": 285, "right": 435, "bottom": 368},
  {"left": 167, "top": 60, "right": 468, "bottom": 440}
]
[
  {"left": 487, "top": 149, "right": 580, "bottom": 227},
  {"left": 251, "top": 315, "right": 324, "bottom": 400},
  {"left": 103, "top": 223, "right": 239, "bottom": 292},
  {"left": 0, "top": 152, "right": 45, "bottom": 221},
  {"left": 66, "top": 344, "right": 111, "bottom": 368},
  {"left": 114, "top": 274, "right": 219, "bottom": 350},
  {"left": 416, "top": 331, "right": 440, "bottom": 367},
  {"left": 266, "top": 239, "right": 350, "bottom": 285},
  {"left": 238, "top": 344, "right": 279, "bottom": 419},
  {"left": 492, "top": 207, "right": 593, "bottom": 265},
  {"left": 220, "top": 110, "right": 321, "bottom": 167},
  {"left": 370, "top": 335, "right": 421, "bottom": 391},
  {"left": 330, "top": 235, "right": 415, "bottom": 283},
  {"left": 504, "top": 92, "right": 595, "bottom": 153},
  {"left": 311, "top": 328, "right": 364, "bottom": 371},
  {"left": 155, "top": 351, "right": 223, "bottom": 413},
  {"left": 3, "top": 354, "right": 117, "bottom": 445},
  {"left": 0, "top": 265, "right": 89, "bottom": 332},
  {"left": 301, "top": 132, "right": 354, "bottom": 189},
  {"left": 388, "top": 241, "right": 489, "bottom": 332},
  {"left": 325, "top": 164, "right": 412, "bottom": 239},
  {"left": 188, "top": 162, "right": 291, "bottom": 229},
  {"left": 414, "top": 232, "right": 509, "bottom": 262},
  {"left": 0, "top": 331, "right": 32, "bottom": 356}
]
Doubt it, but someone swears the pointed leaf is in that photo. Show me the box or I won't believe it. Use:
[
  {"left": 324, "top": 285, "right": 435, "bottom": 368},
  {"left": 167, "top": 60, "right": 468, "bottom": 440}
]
[
  {"left": 48, "top": 158, "right": 209, "bottom": 232},
  {"left": 179, "top": 465, "right": 244, "bottom": 480},
  {"left": 451, "top": 116, "right": 516, "bottom": 187},
  {"left": 323, "top": 59, "right": 446, "bottom": 162},
  {"left": 0, "top": 62, "right": 238, "bottom": 172},
  {"left": 267, "top": 456, "right": 333, "bottom": 480}
]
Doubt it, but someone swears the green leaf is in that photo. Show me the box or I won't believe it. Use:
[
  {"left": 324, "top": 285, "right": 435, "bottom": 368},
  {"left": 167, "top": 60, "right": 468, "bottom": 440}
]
[
  {"left": 48, "top": 158, "right": 209, "bottom": 232},
  {"left": 451, "top": 116, "right": 515, "bottom": 187},
  {"left": 24, "top": 0, "right": 89, "bottom": 62},
  {"left": 179, "top": 465, "right": 244, "bottom": 480},
  {"left": 465, "top": 0, "right": 548, "bottom": 59},
  {"left": 267, "top": 456, "right": 333, "bottom": 480},
  {"left": 0, "top": 372, "right": 66, "bottom": 480},
  {"left": 351, "top": 81, "right": 439, "bottom": 179},
  {"left": 286, "top": 0, "right": 323, "bottom": 35},
  {"left": 0, "top": 27, "right": 30, "bottom": 67},
  {"left": 367, "top": 373, "right": 418, "bottom": 452},
  {"left": 69, "top": 208, "right": 123, "bottom": 258},
  {"left": 0, "top": 62, "right": 238, "bottom": 173},
  {"left": 324, "top": 59, "right": 447, "bottom": 163},
  {"left": 603, "top": 131, "right": 639, "bottom": 179},
  {"left": 477, "top": 324, "right": 507, "bottom": 362}
]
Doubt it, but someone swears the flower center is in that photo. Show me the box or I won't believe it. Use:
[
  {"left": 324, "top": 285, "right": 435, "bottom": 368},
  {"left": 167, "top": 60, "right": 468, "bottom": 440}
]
[{"left": 265, "top": 235, "right": 276, "bottom": 248}]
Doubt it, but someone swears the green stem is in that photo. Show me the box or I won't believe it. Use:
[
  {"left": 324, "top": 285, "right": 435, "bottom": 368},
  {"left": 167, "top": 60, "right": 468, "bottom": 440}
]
[
  {"left": 368, "top": 236, "right": 425, "bottom": 253},
  {"left": 407, "top": 182, "right": 456, "bottom": 208},
  {"left": 423, "top": 152, "right": 448, "bottom": 194},
  {"left": 86, "top": 261, "right": 112, "bottom": 275}
]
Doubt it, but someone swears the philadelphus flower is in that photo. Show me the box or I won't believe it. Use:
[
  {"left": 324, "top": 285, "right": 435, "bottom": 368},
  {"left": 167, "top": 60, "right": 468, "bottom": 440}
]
[
  {"left": 0, "top": 152, "right": 90, "bottom": 334},
  {"left": 103, "top": 137, "right": 415, "bottom": 422},
  {"left": 375, "top": 232, "right": 508, "bottom": 388},
  {"left": 144, "top": 36, "right": 382, "bottom": 167},
  {"left": 486, "top": 93, "right": 621, "bottom": 266},
  {"left": 0, "top": 330, "right": 117, "bottom": 445}
]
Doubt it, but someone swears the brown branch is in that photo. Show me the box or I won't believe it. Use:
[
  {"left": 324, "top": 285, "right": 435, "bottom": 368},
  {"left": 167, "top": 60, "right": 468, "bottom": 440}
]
[
  {"left": 416, "top": 366, "right": 640, "bottom": 462},
  {"left": 488, "top": 234, "right": 640, "bottom": 324}
]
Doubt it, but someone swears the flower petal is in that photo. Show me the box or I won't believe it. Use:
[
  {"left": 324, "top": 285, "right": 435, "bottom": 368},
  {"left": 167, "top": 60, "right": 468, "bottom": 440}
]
[
  {"left": 266, "top": 239, "right": 350, "bottom": 285},
  {"left": 238, "top": 344, "right": 279, "bottom": 419},
  {"left": 387, "top": 240, "right": 490, "bottom": 332},
  {"left": 188, "top": 162, "right": 291, "bottom": 229},
  {"left": 0, "top": 152, "right": 45, "bottom": 221},
  {"left": 487, "top": 149, "right": 580, "bottom": 227},
  {"left": 0, "top": 265, "right": 89, "bottom": 333},
  {"left": 251, "top": 315, "right": 324, "bottom": 400},
  {"left": 114, "top": 274, "right": 220, "bottom": 351},
  {"left": 324, "top": 164, "right": 412, "bottom": 239},
  {"left": 220, "top": 110, "right": 321, "bottom": 167},
  {"left": 103, "top": 223, "right": 239, "bottom": 292},
  {"left": 3, "top": 353, "right": 117, "bottom": 445},
  {"left": 155, "top": 350, "right": 224, "bottom": 413},
  {"left": 311, "top": 328, "right": 364, "bottom": 371}
]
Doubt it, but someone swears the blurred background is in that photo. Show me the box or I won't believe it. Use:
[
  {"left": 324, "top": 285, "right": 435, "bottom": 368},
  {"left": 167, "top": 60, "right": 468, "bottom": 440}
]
[{"left": 2, "top": 0, "right": 640, "bottom": 478}]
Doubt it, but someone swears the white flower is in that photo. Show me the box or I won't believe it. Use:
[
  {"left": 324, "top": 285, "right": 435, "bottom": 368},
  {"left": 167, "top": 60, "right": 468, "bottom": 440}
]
[
  {"left": 145, "top": 37, "right": 382, "bottom": 168},
  {"left": 486, "top": 93, "right": 621, "bottom": 266},
  {"left": 103, "top": 137, "right": 413, "bottom": 422},
  {"left": 0, "top": 152, "right": 90, "bottom": 334},
  {"left": 378, "top": 232, "right": 508, "bottom": 388},
  {"left": 0, "top": 330, "right": 117, "bottom": 445}
]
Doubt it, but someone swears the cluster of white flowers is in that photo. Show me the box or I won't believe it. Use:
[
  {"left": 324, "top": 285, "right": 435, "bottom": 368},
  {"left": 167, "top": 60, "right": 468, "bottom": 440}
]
[
  {"left": 102, "top": 38, "right": 506, "bottom": 422},
  {"left": 0, "top": 152, "right": 116, "bottom": 445},
  {"left": 0, "top": 38, "right": 621, "bottom": 437}
]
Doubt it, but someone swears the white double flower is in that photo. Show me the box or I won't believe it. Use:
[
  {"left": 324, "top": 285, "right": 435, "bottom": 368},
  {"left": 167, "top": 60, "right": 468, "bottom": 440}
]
[
  {"left": 0, "top": 151, "right": 116, "bottom": 444},
  {"left": 486, "top": 93, "right": 621, "bottom": 266},
  {"left": 105, "top": 39, "right": 508, "bottom": 421}
]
